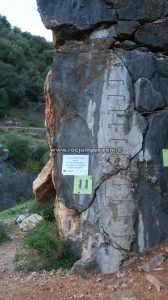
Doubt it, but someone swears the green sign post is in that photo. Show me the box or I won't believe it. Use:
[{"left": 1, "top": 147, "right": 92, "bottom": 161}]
[{"left": 73, "top": 176, "right": 93, "bottom": 195}]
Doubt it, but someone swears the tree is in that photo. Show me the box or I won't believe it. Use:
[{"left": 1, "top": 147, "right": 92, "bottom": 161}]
[
  {"left": 0, "top": 14, "right": 53, "bottom": 115},
  {"left": 0, "top": 88, "right": 9, "bottom": 117}
]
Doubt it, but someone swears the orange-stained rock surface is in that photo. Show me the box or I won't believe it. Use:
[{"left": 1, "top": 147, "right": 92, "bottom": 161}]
[
  {"left": 55, "top": 200, "right": 81, "bottom": 256},
  {"left": 33, "top": 159, "right": 56, "bottom": 202},
  {"left": 55, "top": 200, "right": 80, "bottom": 238}
]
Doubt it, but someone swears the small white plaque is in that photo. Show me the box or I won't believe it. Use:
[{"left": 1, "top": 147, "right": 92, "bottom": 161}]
[{"left": 62, "top": 155, "right": 89, "bottom": 176}]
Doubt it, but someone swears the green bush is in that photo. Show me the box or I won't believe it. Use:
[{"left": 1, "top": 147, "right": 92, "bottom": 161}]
[
  {"left": 0, "top": 200, "right": 34, "bottom": 219},
  {"left": 6, "top": 134, "right": 29, "bottom": 168},
  {"left": 25, "top": 144, "right": 49, "bottom": 173},
  {"left": 25, "top": 159, "right": 42, "bottom": 174},
  {"left": 0, "top": 199, "right": 55, "bottom": 222},
  {"left": 5, "top": 133, "right": 49, "bottom": 172},
  {"left": 0, "top": 15, "right": 53, "bottom": 113},
  {"left": 15, "top": 220, "right": 78, "bottom": 272},
  {"left": 28, "top": 199, "right": 55, "bottom": 222},
  {"left": 41, "top": 150, "right": 50, "bottom": 165},
  {"left": 32, "top": 144, "right": 48, "bottom": 161},
  {"left": 0, "top": 88, "right": 9, "bottom": 117},
  {"left": 0, "top": 222, "right": 10, "bottom": 244}
]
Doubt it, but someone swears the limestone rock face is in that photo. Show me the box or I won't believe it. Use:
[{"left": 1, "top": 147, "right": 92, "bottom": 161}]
[
  {"left": 37, "top": 0, "right": 168, "bottom": 29},
  {"left": 36, "top": 0, "right": 168, "bottom": 273},
  {"left": 135, "top": 78, "right": 165, "bottom": 112},
  {"left": 135, "top": 20, "right": 168, "bottom": 51}
]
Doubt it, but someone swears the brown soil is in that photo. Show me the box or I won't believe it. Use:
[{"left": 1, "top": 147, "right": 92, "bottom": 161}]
[{"left": 0, "top": 219, "right": 168, "bottom": 300}]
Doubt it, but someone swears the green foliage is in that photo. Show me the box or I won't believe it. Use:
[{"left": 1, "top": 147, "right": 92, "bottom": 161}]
[
  {"left": 15, "top": 220, "right": 78, "bottom": 272},
  {"left": 0, "top": 88, "right": 9, "bottom": 117},
  {"left": 0, "top": 222, "right": 11, "bottom": 244},
  {"left": 0, "top": 14, "right": 53, "bottom": 115},
  {"left": 25, "top": 159, "right": 42, "bottom": 174},
  {"left": 0, "top": 198, "right": 55, "bottom": 222},
  {"left": 5, "top": 133, "right": 49, "bottom": 172},
  {"left": 0, "top": 15, "right": 11, "bottom": 29},
  {"left": 6, "top": 107, "right": 45, "bottom": 128},
  {"left": 31, "top": 143, "right": 49, "bottom": 161},
  {"left": 6, "top": 134, "right": 30, "bottom": 168},
  {"left": 0, "top": 200, "right": 34, "bottom": 219},
  {"left": 25, "top": 143, "right": 49, "bottom": 174},
  {"left": 28, "top": 199, "right": 55, "bottom": 222},
  {"left": 23, "top": 221, "right": 64, "bottom": 257}
]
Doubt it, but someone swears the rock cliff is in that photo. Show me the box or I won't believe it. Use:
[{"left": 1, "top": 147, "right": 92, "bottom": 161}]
[{"left": 36, "top": 0, "right": 168, "bottom": 273}]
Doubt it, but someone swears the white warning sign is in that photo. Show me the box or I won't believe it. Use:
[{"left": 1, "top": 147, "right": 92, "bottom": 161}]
[{"left": 62, "top": 155, "right": 89, "bottom": 176}]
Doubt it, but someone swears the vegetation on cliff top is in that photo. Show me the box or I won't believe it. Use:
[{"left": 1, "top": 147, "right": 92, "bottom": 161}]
[{"left": 0, "top": 15, "right": 53, "bottom": 117}]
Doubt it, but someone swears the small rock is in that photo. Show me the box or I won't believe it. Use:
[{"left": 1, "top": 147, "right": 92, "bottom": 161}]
[
  {"left": 19, "top": 214, "right": 43, "bottom": 231},
  {"left": 10, "top": 235, "right": 19, "bottom": 241},
  {"left": 40, "top": 283, "right": 45, "bottom": 286},
  {"left": 141, "top": 254, "right": 165, "bottom": 272},
  {"left": 4, "top": 120, "right": 14, "bottom": 126},
  {"left": 49, "top": 270, "right": 55, "bottom": 276},
  {"left": 79, "top": 294, "right": 85, "bottom": 299},
  {"left": 15, "top": 214, "right": 29, "bottom": 224},
  {"left": 114, "top": 41, "right": 121, "bottom": 47},
  {"left": 110, "top": 290, "right": 138, "bottom": 300},
  {"left": 104, "top": 278, "right": 123, "bottom": 289},
  {"left": 1, "top": 149, "right": 9, "bottom": 161},
  {"left": 147, "top": 176, "right": 158, "bottom": 185},
  {"left": 116, "top": 272, "right": 126, "bottom": 278},
  {"left": 90, "top": 26, "right": 117, "bottom": 39},
  {"left": 129, "top": 278, "right": 134, "bottom": 284},
  {"left": 146, "top": 274, "right": 166, "bottom": 292}
]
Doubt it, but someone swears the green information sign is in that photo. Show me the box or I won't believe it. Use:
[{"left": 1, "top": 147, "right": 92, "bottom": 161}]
[
  {"left": 162, "top": 149, "right": 168, "bottom": 167},
  {"left": 73, "top": 176, "right": 93, "bottom": 195}
]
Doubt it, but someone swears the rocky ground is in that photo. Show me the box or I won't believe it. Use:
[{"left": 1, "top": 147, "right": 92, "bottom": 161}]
[{"left": 0, "top": 218, "right": 168, "bottom": 300}]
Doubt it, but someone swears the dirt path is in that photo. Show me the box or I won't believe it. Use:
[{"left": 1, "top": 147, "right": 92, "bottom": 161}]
[{"left": 0, "top": 219, "right": 168, "bottom": 300}]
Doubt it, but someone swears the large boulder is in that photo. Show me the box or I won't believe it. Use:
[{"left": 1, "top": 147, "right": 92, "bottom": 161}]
[
  {"left": 36, "top": 0, "right": 168, "bottom": 273},
  {"left": 37, "top": 0, "right": 168, "bottom": 29},
  {"left": 0, "top": 144, "right": 9, "bottom": 161},
  {"left": 135, "top": 19, "right": 168, "bottom": 51},
  {"left": 18, "top": 214, "right": 43, "bottom": 231},
  {"left": 135, "top": 78, "right": 165, "bottom": 112}
]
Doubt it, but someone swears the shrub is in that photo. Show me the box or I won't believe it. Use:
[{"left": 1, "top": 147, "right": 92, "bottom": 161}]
[
  {"left": 0, "top": 200, "right": 34, "bottom": 219},
  {"left": 0, "top": 88, "right": 9, "bottom": 118},
  {"left": 6, "top": 134, "right": 30, "bottom": 168},
  {"left": 28, "top": 199, "right": 55, "bottom": 222},
  {"left": 5, "top": 133, "right": 49, "bottom": 173},
  {"left": 32, "top": 144, "right": 48, "bottom": 161},
  {"left": 25, "top": 159, "right": 41, "bottom": 174},
  {"left": 15, "top": 220, "right": 78, "bottom": 272},
  {"left": 25, "top": 144, "right": 49, "bottom": 174},
  {"left": 0, "top": 222, "right": 10, "bottom": 244}
]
